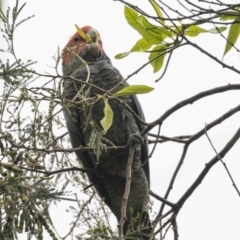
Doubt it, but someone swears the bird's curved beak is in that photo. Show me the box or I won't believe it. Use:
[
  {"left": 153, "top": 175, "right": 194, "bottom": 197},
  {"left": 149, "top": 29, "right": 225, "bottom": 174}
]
[{"left": 86, "top": 29, "right": 99, "bottom": 42}]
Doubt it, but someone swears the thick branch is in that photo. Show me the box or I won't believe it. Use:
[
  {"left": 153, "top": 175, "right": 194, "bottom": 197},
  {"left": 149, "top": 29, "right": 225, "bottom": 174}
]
[
  {"left": 154, "top": 102, "right": 240, "bottom": 229},
  {"left": 141, "top": 84, "right": 240, "bottom": 136},
  {"left": 176, "top": 126, "right": 240, "bottom": 210}
]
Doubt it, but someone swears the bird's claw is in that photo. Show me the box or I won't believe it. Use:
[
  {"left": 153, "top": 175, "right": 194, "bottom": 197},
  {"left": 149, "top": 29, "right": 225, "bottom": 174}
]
[
  {"left": 100, "top": 143, "right": 108, "bottom": 154},
  {"left": 127, "top": 133, "right": 144, "bottom": 146}
]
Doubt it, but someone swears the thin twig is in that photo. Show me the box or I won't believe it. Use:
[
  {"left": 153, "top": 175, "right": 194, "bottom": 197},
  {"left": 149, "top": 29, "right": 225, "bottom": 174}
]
[
  {"left": 62, "top": 192, "right": 95, "bottom": 240},
  {"left": 149, "top": 133, "right": 191, "bottom": 142},
  {"left": 155, "top": 102, "right": 240, "bottom": 228},
  {"left": 204, "top": 123, "right": 240, "bottom": 197},
  {"left": 149, "top": 190, "right": 175, "bottom": 208},
  {"left": 10, "top": 143, "right": 127, "bottom": 153},
  {"left": 18, "top": 166, "right": 102, "bottom": 176},
  {"left": 149, "top": 209, "right": 173, "bottom": 240},
  {"left": 118, "top": 146, "right": 134, "bottom": 239},
  {"left": 177, "top": 126, "right": 240, "bottom": 210}
]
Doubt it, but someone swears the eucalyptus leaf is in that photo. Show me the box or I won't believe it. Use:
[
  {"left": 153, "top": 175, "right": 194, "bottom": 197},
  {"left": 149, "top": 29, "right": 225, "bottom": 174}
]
[
  {"left": 124, "top": 6, "right": 164, "bottom": 42},
  {"left": 208, "top": 26, "right": 227, "bottom": 33},
  {"left": 114, "top": 85, "right": 154, "bottom": 97},
  {"left": 115, "top": 52, "right": 131, "bottom": 59},
  {"left": 183, "top": 25, "right": 226, "bottom": 37},
  {"left": 148, "top": 0, "right": 165, "bottom": 24},
  {"left": 100, "top": 98, "right": 113, "bottom": 132},
  {"left": 184, "top": 25, "right": 208, "bottom": 37},
  {"left": 116, "top": 7, "right": 172, "bottom": 60},
  {"left": 148, "top": 45, "right": 167, "bottom": 73},
  {"left": 223, "top": 17, "right": 240, "bottom": 57},
  {"left": 137, "top": 15, "right": 171, "bottom": 40},
  {"left": 220, "top": 12, "right": 239, "bottom": 21},
  {"left": 115, "top": 38, "right": 155, "bottom": 59}
]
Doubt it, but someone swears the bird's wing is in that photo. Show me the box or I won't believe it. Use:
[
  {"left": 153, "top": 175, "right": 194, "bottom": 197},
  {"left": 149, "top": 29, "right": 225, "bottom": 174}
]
[
  {"left": 130, "top": 94, "right": 150, "bottom": 187},
  {"left": 63, "top": 59, "right": 150, "bottom": 208}
]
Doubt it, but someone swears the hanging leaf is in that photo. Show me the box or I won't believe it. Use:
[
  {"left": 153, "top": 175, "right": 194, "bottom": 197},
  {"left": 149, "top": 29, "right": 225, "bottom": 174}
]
[
  {"left": 116, "top": 7, "right": 172, "bottom": 60},
  {"left": 100, "top": 98, "right": 113, "bottom": 132},
  {"left": 223, "top": 17, "right": 240, "bottom": 57},
  {"left": 115, "top": 52, "right": 131, "bottom": 59},
  {"left": 75, "top": 24, "right": 91, "bottom": 42},
  {"left": 130, "top": 38, "right": 155, "bottom": 52},
  {"left": 207, "top": 26, "right": 227, "bottom": 34},
  {"left": 124, "top": 6, "right": 152, "bottom": 41},
  {"left": 220, "top": 12, "right": 238, "bottom": 21},
  {"left": 138, "top": 15, "right": 172, "bottom": 39},
  {"left": 148, "top": 0, "right": 165, "bottom": 24},
  {"left": 115, "top": 38, "right": 155, "bottom": 59},
  {"left": 183, "top": 25, "right": 208, "bottom": 37},
  {"left": 148, "top": 45, "right": 167, "bottom": 73},
  {"left": 181, "top": 25, "right": 226, "bottom": 37},
  {"left": 124, "top": 6, "right": 163, "bottom": 42},
  {"left": 114, "top": 85, "right": 154, "bottom": 97}
]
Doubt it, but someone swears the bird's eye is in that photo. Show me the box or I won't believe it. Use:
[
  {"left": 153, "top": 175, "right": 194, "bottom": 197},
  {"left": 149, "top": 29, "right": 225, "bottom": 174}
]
[
  {"left": 98, "top": 39, "right": 102, "bottom": 44},
  {"left": 73, "top": 37, "right": 80, "bottom": 42}
]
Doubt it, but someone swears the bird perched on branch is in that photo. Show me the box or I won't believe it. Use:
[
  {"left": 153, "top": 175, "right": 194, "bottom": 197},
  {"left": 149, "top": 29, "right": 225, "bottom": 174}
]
[{"left": 62, "top": 25, "right": 151, "bottom": 239}]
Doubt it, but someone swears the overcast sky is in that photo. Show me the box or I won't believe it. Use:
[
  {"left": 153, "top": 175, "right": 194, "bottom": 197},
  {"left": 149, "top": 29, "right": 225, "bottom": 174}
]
[{"left": 2, "top": 0, "right": 240, "bottom": 240}]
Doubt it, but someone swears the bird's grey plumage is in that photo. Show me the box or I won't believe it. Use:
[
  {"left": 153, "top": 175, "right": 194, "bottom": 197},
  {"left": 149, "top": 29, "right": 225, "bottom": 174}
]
[{"left": 62, "top": 27, "right": 151, "bottom": 239}]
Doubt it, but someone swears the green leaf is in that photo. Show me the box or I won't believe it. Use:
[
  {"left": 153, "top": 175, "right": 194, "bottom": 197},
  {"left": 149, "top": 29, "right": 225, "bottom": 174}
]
[
  {"left": 115, "top": 38, "right": 155, "bottom": 59},
  {"left": 124, "top": 6, "right": 146, "bottom": 36},
  {"left": 100, "top": 98, "right": 113, "bottom": 132},
  {"left": 130, "top": 37, "right": 155, "bottom": 51},
  {"left": 183, "top": 25, "right": 226, "bottom": 37},
  {"left": 223, "top": 17, "right": 240, "bottom": 57},
  {"left": 114, "top": 85, "right": 154, "bottom": 97},
  {"left": 208, "top": 26, "right": 227, "bottom": 33},
  {"left": 138, "top": 15, "right": 172, "bottom": 39},
  {"left": 220, "top": 13, "right": 238, "bottom": 21},
  {"left": 184, "top": 25, "right": 208, "bottom": 37},
  {"left": 75, "top": 24, "right": 91, "bottom": 41},
  {"left": 124, "top": 6, "right": 164, "bottom": 42},
  {"left": 148, "top": 45, "right": 166, "bottom": 73},
  {"left": 148, "top": 0, "right": 165, "bottom": 24},
  {"left": 117, "top": 7, "right": 172, "bottom": 60},
  {"left": 115, "top": 52, "right": 131, "bottom": 59}
]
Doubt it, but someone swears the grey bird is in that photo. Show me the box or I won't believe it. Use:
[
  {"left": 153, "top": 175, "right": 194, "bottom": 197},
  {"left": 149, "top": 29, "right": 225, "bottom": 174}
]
[{"left": 61, "top": 26, "right": 151, "bottom": 239}]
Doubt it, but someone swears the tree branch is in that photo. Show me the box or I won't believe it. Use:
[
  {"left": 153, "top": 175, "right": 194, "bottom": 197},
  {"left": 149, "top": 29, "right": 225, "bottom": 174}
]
[
  {"left": 118, "top": 146, "right": 134, "bottom": 239},
  {"left": 176, "top": 126, "right": 240, "bottom": 210},
  {"left": 18, "top": 166, "right": 102, "bottom": 176},
  {"left": 141, "top": 84, "right": 240, "bottom": 136},
  {"left": 204, "top": 124, "right": 240, "bottom": 197}
]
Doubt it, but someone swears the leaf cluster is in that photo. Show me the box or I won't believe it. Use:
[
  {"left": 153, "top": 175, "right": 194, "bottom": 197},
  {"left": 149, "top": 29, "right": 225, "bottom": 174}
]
[{"left": 115, "top": 0, "right": 240, "bottom": 75}]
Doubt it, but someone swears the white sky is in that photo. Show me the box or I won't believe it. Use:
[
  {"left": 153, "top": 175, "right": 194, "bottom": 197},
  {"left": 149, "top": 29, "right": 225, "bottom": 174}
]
[{"left": 2, "top": 0, "right": 240, "bottom": 240}]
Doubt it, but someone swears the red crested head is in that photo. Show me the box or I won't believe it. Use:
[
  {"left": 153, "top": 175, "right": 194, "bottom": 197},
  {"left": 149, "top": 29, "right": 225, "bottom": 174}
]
[{"left": 62, "top": 26, "right": 105, "bottom": 65}]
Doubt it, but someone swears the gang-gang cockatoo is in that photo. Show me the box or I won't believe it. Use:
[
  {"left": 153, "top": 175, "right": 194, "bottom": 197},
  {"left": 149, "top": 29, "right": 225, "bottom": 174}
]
[{"left": 61, "top": 26, "right": 151, "bottom": 239}]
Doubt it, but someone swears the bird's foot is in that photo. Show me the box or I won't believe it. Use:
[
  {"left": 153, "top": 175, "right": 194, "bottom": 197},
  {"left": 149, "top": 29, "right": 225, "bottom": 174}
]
[
  {"left": 100, "top": 143, "right": 108, "bottom": 154},
  {"left": 127, "top": 133, "right": 144, "bottom": 146}
]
